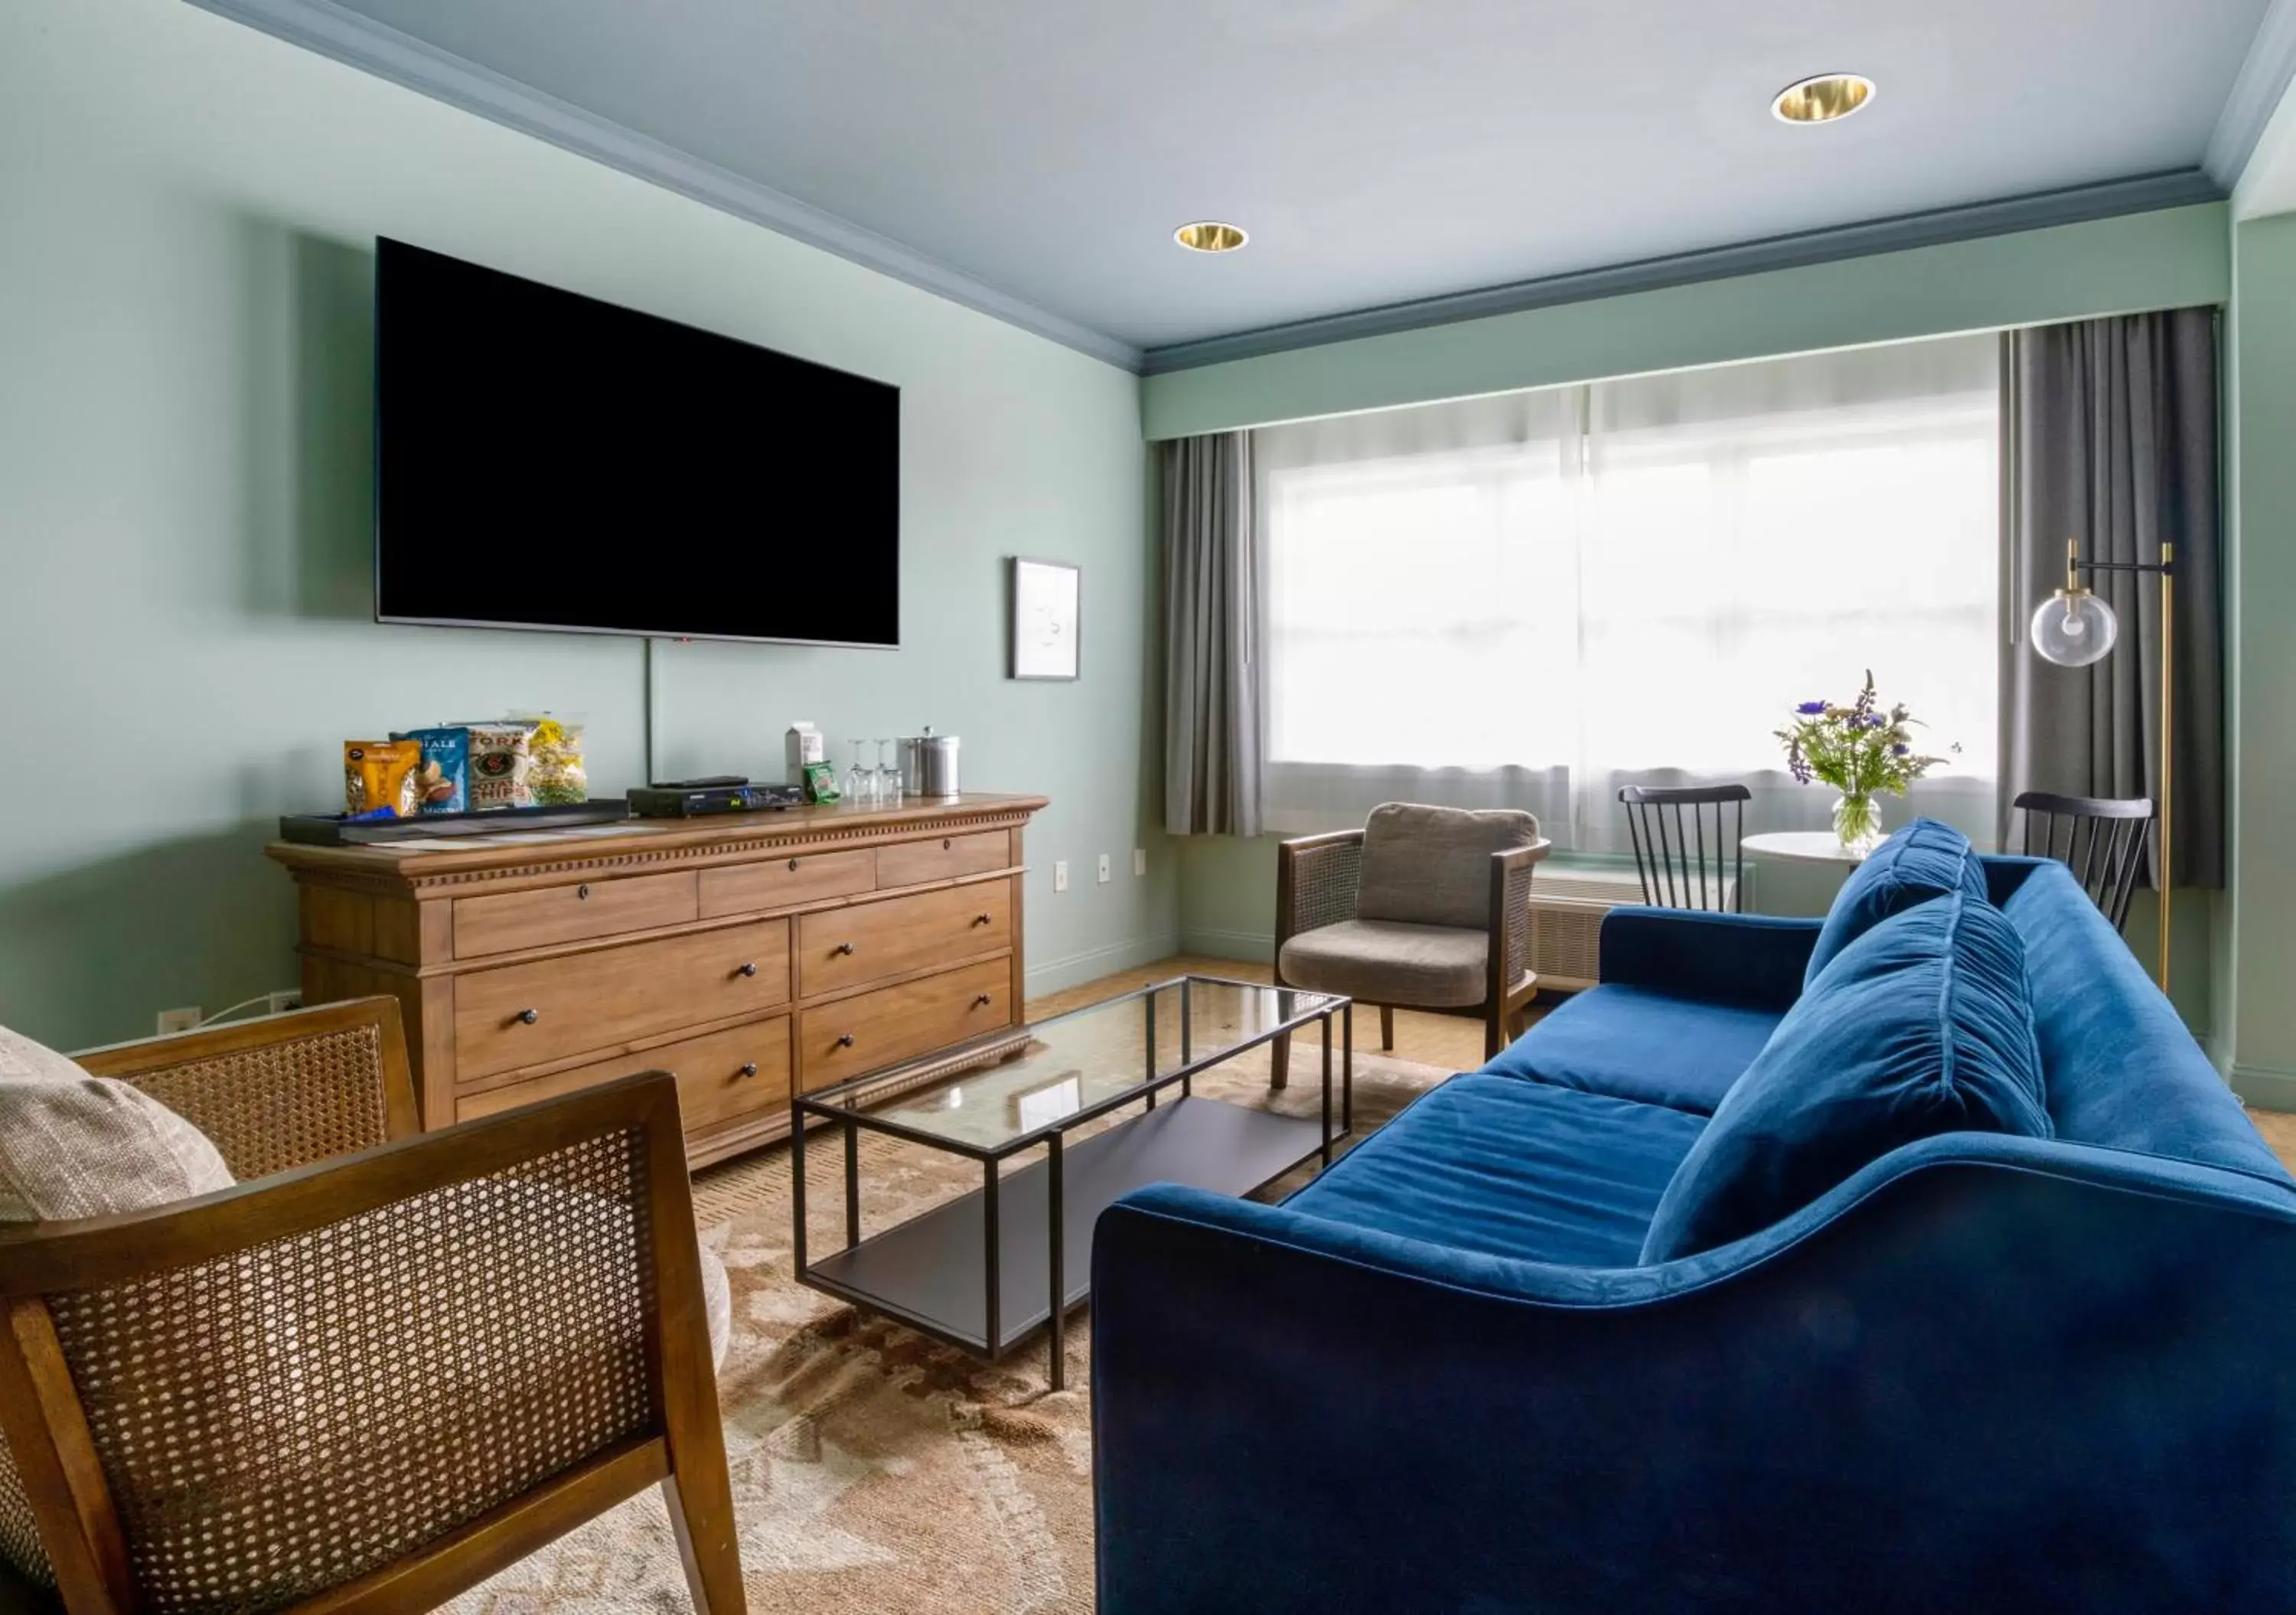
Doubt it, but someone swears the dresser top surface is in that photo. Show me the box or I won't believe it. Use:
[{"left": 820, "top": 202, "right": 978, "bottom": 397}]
[{"left": 267, "top": 792, "right": 1048, "bottom": 883}]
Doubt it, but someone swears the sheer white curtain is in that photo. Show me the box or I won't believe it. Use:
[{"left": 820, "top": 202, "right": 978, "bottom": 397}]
[{"left": 1259, "top": 334, "right": 2001, "bottom": 850}]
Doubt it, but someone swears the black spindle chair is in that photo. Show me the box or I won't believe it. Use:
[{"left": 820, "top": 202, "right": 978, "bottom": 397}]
[
  {"left": 1619, "top": 784, "right": 1750, "bottom": 912},
  {"left": 2013, "top": 790, "right": 2155, "bottom": 932}
]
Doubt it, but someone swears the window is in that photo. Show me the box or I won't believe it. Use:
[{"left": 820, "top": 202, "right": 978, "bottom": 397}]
[{"left": 1260, "top": 336, "right": 2000, "bottom": 851}]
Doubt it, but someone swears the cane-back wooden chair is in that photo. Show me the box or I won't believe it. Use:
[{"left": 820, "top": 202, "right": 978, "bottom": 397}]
[
  {"left": 0, "top": 997, "right": 743, "bottom": 1614},
  {"left": 2013, "top": 790, "right": 2156, "bottom": 933}
]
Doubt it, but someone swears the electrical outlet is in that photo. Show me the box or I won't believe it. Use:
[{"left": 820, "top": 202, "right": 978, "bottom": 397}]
[
  {"left": 266, "top": 990, "right": 304, "bottom": 1016},
  {"left": 156, "top": 1007, "right": 201, "bottom": 1035},
  {"left": 1133, "top": 847, "right": 1147, "bottom": 876},
  {"left": 1054, "top": 860, "right": 1069, "bottom": 892},
  {"left": 1097, "top": 853, "right": 1112, "bottom": 884}
]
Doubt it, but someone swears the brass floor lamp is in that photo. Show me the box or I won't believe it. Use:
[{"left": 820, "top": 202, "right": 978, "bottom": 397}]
[{"left": 2030, "top": 537, "right": 2177, "bottom": 990}]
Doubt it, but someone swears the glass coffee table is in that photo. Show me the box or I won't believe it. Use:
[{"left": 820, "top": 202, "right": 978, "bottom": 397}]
[{"left": 791, "top": 974, "right": 1352, "bottom": 1389}]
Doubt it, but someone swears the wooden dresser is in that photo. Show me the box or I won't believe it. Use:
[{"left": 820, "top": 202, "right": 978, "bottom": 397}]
[{"left": 266, "top": 793, "right": 1046, "bottom": 1166}]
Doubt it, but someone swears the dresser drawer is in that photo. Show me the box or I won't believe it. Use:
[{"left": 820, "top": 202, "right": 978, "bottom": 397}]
[
  {"left": 797, "top": 959, "right": 1012, "bottom": 1092},
  {"left": 797, "top": 883, "right": 1011, "bottom": 998},
  {"left": 698, "top": 849, "right": 874, "bottom": 918},
  {"left": 456, "top": 1016, "right": 791, "bottom": 1134},
  {"left": 455, "top": 919, "right": 790, "bottom": 1080},
  {"left": 873, "top": 831, "right": 1009, "bottom": 889},
  {"left": 454, "top": 871, "right": 697, "bottom": 959}
]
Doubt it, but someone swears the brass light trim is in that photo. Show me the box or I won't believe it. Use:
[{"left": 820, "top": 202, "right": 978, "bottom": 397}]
[
  {"left": 1771, "top": 73, "right": 1874, "bottom": 124},
  {"left": 1174, "top": 220, "right": 1249, "bottom": 253}
]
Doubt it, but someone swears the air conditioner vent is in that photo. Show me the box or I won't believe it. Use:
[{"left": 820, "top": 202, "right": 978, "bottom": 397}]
[{"left": 1529, "top": 869, "right": 1734, "bottom": 990}]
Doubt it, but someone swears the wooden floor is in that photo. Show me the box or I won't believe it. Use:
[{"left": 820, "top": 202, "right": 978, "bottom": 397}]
[
  {"left": 1032, "top": 958, "right": 2296, "bottom": 1176},
  {"left": 1026, "top": 953, "right": 1508, "bottom": 1073}
]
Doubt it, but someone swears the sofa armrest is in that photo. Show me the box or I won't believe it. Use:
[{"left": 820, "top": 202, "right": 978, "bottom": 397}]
[
  {"left": 1274, "top": 830, "right": 1364, "bottom": 959},
  {"left": 1093, "top": 1153, "right": 2296, "bottom": 1615},
  {"left": 1596, "top": 905, "right": 1820, "bottom": 1010}
]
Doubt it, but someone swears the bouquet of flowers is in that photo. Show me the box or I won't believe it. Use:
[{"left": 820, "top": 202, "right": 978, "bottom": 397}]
[{"left": 1774, "top": 671, "right": 1955, "bottom": 851}]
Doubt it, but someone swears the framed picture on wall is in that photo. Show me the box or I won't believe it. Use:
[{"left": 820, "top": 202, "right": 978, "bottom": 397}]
[{"left": 1009, "top": 556, "right": 1081, "bottom": 680}]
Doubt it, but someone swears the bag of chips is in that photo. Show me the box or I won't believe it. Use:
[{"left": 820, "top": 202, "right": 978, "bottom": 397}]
[
  {"left": 343, "top": 740, "right": 422, "bottom": 818},
  {"left": 392, "top": 726, "right": 472, "bottom": 814},
  {"left": 514, "top": 715, "right": 589, "bottom": 806}
]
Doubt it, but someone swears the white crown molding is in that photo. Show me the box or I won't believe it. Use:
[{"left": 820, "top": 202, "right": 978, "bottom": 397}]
[
  {"left": 2209, "top": 0, "right": 2296, "bottom": 187},
  {"left": 182, "top": 0, "right": 1146, "bottom": 372},
  {"left": 1141, "top": 170, "right": 2226, "bottom": 374}
]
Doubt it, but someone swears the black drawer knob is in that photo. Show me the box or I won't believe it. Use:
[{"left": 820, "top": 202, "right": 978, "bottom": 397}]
[
  {"left": 517, "top": 1009, "right": 540, "bottom": 1026},
  {"left": 739, "top": 1062, "right": 759, "bottom": 1079},
  {"left": 972, "top": 912, "right": 992, "bottom": 926},
  {"left": 833, "top": 942, "right": 855, "bottom": 956},
  {"left": 835, "top": 1034, "right": 855, "bottom": 1049},
  {"left": 972, "top": 993, "right": 993, "bottom": 1008},
  {"left": 576, "top": 883, "right": 591, "bottom": 901},
  {"left": 787, "top": 858, "right": 799, "bottom": 871},
  {"left": 738, "top": 961, "right": 758, "bottom": 978},
  {"left": 941, "top": 838, "right": 952, "bottom": 850}
]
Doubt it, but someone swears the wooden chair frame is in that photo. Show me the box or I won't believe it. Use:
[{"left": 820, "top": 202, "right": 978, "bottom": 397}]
[
  {"left": 0, "top": 998, "right": 743, "bottom": 1614},
  {"left": 1270, "top": 828, "right": 1551, "bottom": 1082},
  {"left": 1618, "top": 784, "right": 1749, "bottom": 912},
  {"left": 2012, "top": 789, "right": 2157, "bottom": 934}
]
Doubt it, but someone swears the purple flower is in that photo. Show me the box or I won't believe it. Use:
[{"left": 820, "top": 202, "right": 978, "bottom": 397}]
[
  {"left": 1795, "top": 700, "right": 1828, "bottom": 715},
  {"left": 1892, "top": 742, "right": 1909, "bottom": 755},
  {"left": 1865, "top": 714, "right": 1887, "bottom": 728}
]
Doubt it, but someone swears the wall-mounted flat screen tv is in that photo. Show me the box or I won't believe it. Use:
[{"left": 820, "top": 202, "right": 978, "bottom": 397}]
[{"left": 374, "top": 237, "right": 899, "bottom": 647}]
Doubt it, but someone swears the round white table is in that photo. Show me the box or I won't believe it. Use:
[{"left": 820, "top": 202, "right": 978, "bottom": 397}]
[{"left": 1742, "top": 830, "right": 1870, "bottom": 866}]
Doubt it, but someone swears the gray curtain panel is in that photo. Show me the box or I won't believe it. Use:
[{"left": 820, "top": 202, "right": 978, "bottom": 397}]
[
  {"left": 1163, "top": 432, "right": 1264, "bottom": 837},
  {"left": 2002, "top": 307, "right": 2223, "bottom": 887}
]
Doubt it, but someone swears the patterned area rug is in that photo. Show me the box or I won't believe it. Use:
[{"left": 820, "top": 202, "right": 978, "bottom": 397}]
[{"left": 448, "top": 1042, "right": 1453, "bottom": 1614}]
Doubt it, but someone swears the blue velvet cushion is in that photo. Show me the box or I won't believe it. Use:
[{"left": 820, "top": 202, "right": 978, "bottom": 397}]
[
  {"left": 1642, "top": 891, "right": 2052, "bottom": 1262},
  {"left": 1283, "top": 1073, "right": 1707, "bottom": 1268},
  {"left": 1802, "top": 816, "right": 1989, "bottom": 987},
  {"left": 1481, "top": 984, "right": 1782, "bottom": 1116}
]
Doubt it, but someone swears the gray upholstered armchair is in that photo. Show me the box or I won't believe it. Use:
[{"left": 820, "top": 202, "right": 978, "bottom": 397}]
[{"left": 1272, "top": 804, "right": 1551, "bottom": 1081}]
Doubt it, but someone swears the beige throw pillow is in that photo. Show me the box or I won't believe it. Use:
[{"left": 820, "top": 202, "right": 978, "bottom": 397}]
[{"left": 0, "top": 1025, "right": 234, "bottom": 1222}]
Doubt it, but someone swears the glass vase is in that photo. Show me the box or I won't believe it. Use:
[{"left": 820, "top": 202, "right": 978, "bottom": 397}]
[{"left": 1832, "top": 791, "right": 1883, "bottom": 857}]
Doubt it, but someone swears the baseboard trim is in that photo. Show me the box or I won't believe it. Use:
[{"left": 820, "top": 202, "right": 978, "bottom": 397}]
[
  {"left": 1179, "top": 928, "right": 1275, "bottom": 963},
  {"left": 2232, "top": 1065, "right": 2296, "bottom": 1112},
  {"left": 1023, "top": 933, "right": 1182, "bottom": 997}
]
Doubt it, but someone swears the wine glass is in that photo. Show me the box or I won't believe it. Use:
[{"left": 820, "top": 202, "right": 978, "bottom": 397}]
[
  {"left": 876, "top": 739, "right": 903, "bottom": 808},
  {"left": 844, "top": 740, "right": 872, "bottom": 808}
]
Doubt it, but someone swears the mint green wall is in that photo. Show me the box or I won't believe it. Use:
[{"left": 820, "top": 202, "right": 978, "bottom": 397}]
[
  {"left": 0, "top": 0, "right": 1172, "bottom": 1052},
  {"left": 1143, "top": 204, "right": 2230, "bottom": 440},
  {"left": 2219, "top": 210, "right": 2296, "bottom": 1104}
]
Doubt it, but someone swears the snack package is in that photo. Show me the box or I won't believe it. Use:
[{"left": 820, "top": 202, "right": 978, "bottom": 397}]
[
  {"left": 392, "top": 726, "right": 471, "bottom": 814},
  {"left": 343, "top": 740, "right": 422, "bottom": 818},
  {"left": 513, "top": 714, "right": 589, "bottom": 806},
  {"left": 460, "top": 723, "right": 536, "bottom": 810}
]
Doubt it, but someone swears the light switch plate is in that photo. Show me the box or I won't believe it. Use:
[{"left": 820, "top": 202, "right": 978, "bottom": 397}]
[
  {"left": 1097, "top": 853, "right": 1112, "bottom": 884},
  {"left": 1133, "top": 847, "right": 1147, "bottom": 876},
  {"left": 1054, "top": 860, "right": 1069, "bottom": 892}
]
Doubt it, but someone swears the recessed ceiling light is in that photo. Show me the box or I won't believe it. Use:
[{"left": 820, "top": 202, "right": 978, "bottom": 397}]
[
  {"left": 1174, "top": 221, "right": 1248, "bottom": 253},
  {"left": 1771, "top": 73, "right": 1874, "bottom": 125}
]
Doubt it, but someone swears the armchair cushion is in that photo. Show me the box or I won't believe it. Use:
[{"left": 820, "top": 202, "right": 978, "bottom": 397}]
[
  {"left": 1355, "top": 803, "right": 1540, "bottom": 931},
  {"left": 1643, "top": 890, "right": 2051, "bottom": 1262},
  {"left": 1278, "top": 920, "right": 1486, "bottom": 1009},
  {"left": 0, "top": 1025, "right": 232, "bottom": 1222}
]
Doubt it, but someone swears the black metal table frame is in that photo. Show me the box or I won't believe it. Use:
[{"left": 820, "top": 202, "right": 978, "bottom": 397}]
[{"left": 791, "top": 974, "right": 1353, "bottom": 1389}]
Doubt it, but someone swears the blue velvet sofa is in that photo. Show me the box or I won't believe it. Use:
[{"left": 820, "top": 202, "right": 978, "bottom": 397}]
[{"left": 1092, "top": 847, "right": 2296, "bottom": 1613}]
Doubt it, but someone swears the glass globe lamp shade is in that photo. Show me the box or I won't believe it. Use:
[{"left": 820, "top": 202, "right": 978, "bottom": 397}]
[{"left": 2030, "top": 589, "right": 2118, "bottom": 667}]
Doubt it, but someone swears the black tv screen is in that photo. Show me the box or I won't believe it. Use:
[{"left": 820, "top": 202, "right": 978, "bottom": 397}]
[{"left": 374, "top": 238, "right": 899, "bottom": 646}]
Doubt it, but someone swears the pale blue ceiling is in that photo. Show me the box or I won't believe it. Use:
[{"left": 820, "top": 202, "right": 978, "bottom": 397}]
[{"left": 217, "top": 0, "right": 2279, "bottom": 364}]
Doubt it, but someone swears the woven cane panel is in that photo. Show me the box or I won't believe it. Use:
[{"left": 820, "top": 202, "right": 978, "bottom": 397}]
[
  {"left": 43, "top": 1130, "right": 657, "bottom": 1613},
  {"left": 1504, "top": 863, "right": 1535, "bottom": 982},
  {"left": 0, "top": 1454, "right": 48, "bottom": 1590},
  {"left": 1290, "top": 843, "right": 1362, "bottom": 936},
  {"left": 126, "top": 1024, "right": 392, "bottom": 1182}
]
